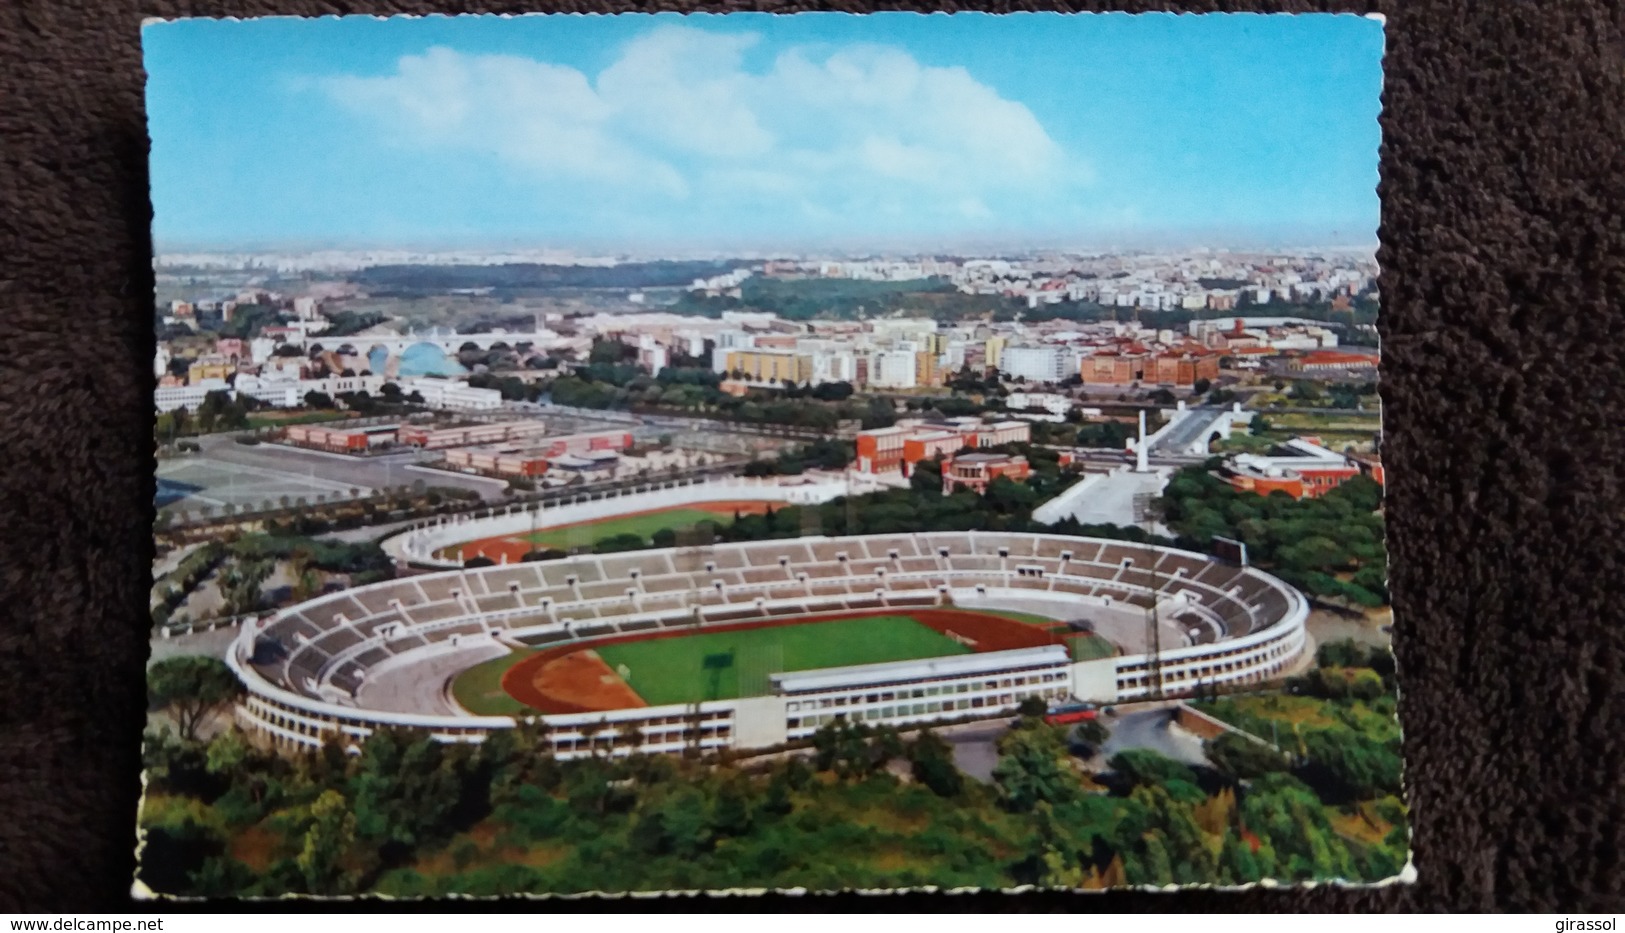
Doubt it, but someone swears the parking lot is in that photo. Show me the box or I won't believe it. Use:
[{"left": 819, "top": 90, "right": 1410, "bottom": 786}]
[{"left": 156, "top": 456, "right": 374, "bottom": 514}]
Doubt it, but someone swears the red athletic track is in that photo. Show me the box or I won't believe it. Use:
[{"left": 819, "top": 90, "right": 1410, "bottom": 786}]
[{"left": 499, "top": 607, "right": 1064, "bottom": 714}]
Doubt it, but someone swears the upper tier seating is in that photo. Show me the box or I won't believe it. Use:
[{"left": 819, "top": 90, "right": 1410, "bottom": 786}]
[{"left": 251, "top": 533, "right": 1300, "bottom": 702}]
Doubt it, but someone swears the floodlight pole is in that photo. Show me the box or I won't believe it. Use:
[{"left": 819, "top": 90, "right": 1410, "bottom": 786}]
[{"left": 1132, "top": 492, "right": 1164, "bottom": 701}]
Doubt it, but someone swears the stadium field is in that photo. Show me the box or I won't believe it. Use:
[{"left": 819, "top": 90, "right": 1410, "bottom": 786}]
[
  {"left": 594, "top": 615, "right": 969, "bottom": 705},
  {"left": 452, "top": 647, "right": 539, "bottom": 716},
  {"left": 491, "top": 608, "right": 1063, "bottom": 713},
  {"left": 493, "top": 608, "right": 1062, "bottom": 712},
  {"left": 439, "top": 500, "right": 772, "bottom": 561}
]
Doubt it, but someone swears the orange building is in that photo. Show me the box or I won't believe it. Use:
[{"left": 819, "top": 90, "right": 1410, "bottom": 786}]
[
  {"left": 855, "top": 425, "right": 912, "bottom": 474},
  {"left": 1346, "top": 452, "right": 1386, "bottom": 487},
  {"left": 1080, "top": 351, "right": 1145, "bottom": 385},
  {"left": 1222, "top": 437, "right": 1364, "bottom": 500},
  {"left": 1146, "top": 351, "right": 1220, "bottom": 386},
  {"left": 855, "top": 420, "right": 1032, "bottom": 476},
  {"left": 284, "top": 424, "right": 397, "bottom": 453},
  {"left": 941, "top": 452, "right": 1030, "bottom": 494},
  {"left": 901, "top": 430, "right": 965, "bottom": 471}
]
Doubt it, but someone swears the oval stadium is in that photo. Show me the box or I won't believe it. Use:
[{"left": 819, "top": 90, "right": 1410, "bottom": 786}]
[{"left": 229, "top": 499, "right": 1310, "bottom": 759}]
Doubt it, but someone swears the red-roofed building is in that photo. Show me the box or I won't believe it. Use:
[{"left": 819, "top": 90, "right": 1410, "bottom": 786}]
[
  {"left": 855, "top": 419, "right": 1031, "bottom": 476},
  {"left": 1222, "top": 437, "right": 1365, "bottom": 500},
  {"left": 1080, "top": 351, "right": 1144, "bottom": 385},
  {"left": 1147, "top": 351, "right": 1220, "bottom": 386}
]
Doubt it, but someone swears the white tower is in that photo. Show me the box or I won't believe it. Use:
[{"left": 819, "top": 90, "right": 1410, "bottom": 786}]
[{"left": 1135, "top": 410, "right": 1150, "bottom": 473}]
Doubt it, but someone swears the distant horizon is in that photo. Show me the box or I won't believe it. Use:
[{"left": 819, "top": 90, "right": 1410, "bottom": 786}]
[
  {"left": 154, "top": 233, "right": 1380, "bottom": 263},
  {"left": 145, "top": 12, "right": 1383, "bottom": 256}
]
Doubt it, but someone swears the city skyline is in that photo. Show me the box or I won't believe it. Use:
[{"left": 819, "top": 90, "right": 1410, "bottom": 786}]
[{"left": 144, "top": 12, "right": 1385, "bottom": 255}]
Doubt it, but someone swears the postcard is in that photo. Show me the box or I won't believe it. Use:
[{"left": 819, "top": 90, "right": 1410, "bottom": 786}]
[{"left": 138, "top": 11, "right": 1401, "bottom": 898}]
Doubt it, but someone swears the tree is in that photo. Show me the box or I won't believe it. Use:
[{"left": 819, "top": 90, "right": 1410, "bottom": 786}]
[
  {"left": 984, "top": 475, "right": 1038, "bottom": 513},
  {"left": 709, "top": 777, "right": 755, "bottom": 837},
  {"left": 304, "top": 390, "right": 334, "bottom": 410},
  {"left": 992, "top": 722, "right": 1078, "bottom": 811},
  {"left": 1299, "top": 727, "right": 1403, "bottom": 801},
  {"left": 219, "top": 558, "right": 273, "bottom": 617},
  {"left": 1106, "top": 748, "right": 1199, "bottom": 788},
  {"left": 909, "top": 458, "right": 943, "bottom": 494},
  {"left": 1206, "top": 732, "right": 1291, "bottom": 780},
  {"left": 906, "top": 729, "right": 965, "bottom": 797},
  {"left": 148, "top": 656, "right": 242, "bottom": 742},
  {"left": 297, "top": 789, "right": 357, "bottom": 895}
]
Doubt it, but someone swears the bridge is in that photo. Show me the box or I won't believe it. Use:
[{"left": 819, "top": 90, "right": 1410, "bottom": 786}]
[{"left": 1144, "top": 402, "right": 1255, "bottom": 459}]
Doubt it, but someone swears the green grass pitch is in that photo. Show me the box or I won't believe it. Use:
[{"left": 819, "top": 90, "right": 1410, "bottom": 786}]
[
  {"left": 441, "top": 507, "right": 738, "bottom": 559},
  {"left": 594, "top": 615, "right": 971, "bottom": 705},
  {"left": 521, "top": 507, "right": 735, "bottom": 551}
]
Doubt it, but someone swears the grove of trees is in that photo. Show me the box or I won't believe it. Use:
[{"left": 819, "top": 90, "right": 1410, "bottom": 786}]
[
  {"left": 139, "top": 688, "right": 1406, "bottom": 897},
  {"left": 1158, "top": 466, "right": 1388, "bottom": 607}
]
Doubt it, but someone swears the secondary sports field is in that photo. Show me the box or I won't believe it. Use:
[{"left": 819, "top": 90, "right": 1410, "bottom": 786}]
[
  {"left": 438, "top": 500, "right": 773, "bottom": 562},
  {"left": 493, "top": 608, "right": 1063, "bottom": 713}
]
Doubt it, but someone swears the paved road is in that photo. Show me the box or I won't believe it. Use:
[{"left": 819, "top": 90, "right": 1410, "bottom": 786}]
[
  {"left": 1097, "top": 707, "right": 1210, "bottom": 767},
  {"left": 1043, "top": 468, "right": 1172, "bottom": 530},
  {"left": 940, "top": 719, "right": 1010, "bottom": 783},
  {"left": 193, "top": 433, "right": 509, "bottom": 501},
  {"left": 1150, "top": 406, "right": 1231, "bottom": 456},
  {"left": 152, "top": 541, "right": 205, "bottom": 580},
  {"left": 318, "top": 517, "right": 423, "bottom": 544},
  {"left": 147, "top": 622, "right": 244, "bottom": 666},
  {"left": 931, "top": 705, "right": 1212, "bottom": 782}
]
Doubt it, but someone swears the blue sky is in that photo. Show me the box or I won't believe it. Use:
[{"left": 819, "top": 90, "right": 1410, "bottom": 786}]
[{"left": 143, "top": 13, "right": 1384, "bottom": 254}]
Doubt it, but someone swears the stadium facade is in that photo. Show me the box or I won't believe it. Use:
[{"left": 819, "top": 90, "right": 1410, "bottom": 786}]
[{"left": 228, "top": 528, "right": 1309, "bottom": 760}]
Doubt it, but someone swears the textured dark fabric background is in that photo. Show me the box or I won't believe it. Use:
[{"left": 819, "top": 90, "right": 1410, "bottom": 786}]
[{"left": 3, "top": 0, "right": 1623, "bottom": 913}]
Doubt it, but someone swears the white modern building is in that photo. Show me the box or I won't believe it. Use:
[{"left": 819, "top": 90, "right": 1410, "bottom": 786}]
[
  {"left": 398, "top": 378, "right": 503, "bottom": 411},
  {"left": 155, "top": 378, "right": 232, "bottom": 412},
  {"left": 1000, "top": 345, "right": 1072, "bottom": 384},
  {"left": 868, "top": 350, "right": 920, "bottom": 389},
  {"left": 811, "top": 349, "right": 859, "bottom": 385}
]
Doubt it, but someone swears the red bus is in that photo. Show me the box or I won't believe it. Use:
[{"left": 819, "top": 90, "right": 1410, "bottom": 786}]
[{"left": 1043, "top": 702, "right": 1098, "bottom": 726}]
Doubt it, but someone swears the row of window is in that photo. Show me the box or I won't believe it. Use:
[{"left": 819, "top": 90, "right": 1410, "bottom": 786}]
[
  {"left": 548, "top": 725, "right": 732, "bottom": 752},
  {"left": 1118, "top": 631, "right": 1297, "bottom": 677},
  {"left": 789, "top": 688, "right": 1070, "bottom": 732},
  {"left": 785, "top": 670, "right": 1066, "bottom": 711},
  {"left": 246, "top": 696, "right": 738, "bottom": 755},
  {"left": 1117, "top": 634, "right": 1300, "bottom": 691}
]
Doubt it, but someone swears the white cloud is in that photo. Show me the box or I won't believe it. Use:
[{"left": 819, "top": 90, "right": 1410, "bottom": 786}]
[
  {"left": 322, "top": 46, "right": 687, "bottom": 198},
  {"left": 315, "top": 25, "right": 1086, "bottom": 232}
]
